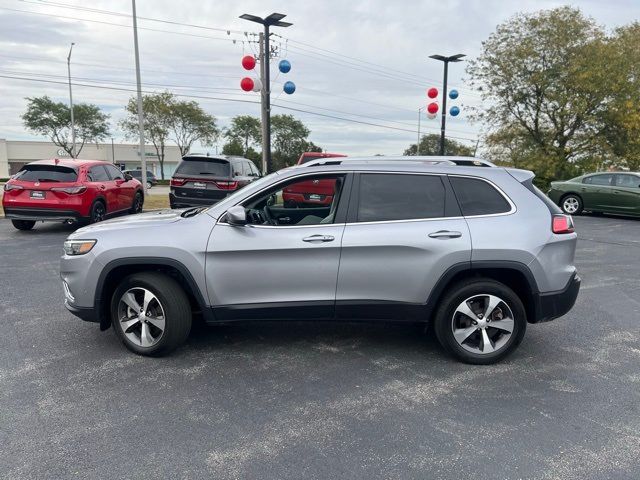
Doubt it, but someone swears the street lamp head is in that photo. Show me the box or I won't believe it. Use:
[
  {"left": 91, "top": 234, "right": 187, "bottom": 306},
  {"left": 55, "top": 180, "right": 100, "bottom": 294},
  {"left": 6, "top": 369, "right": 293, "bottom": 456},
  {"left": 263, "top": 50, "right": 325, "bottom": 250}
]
[
  {"left": 429, "top": 54, "right": 447, "bottom": 62},
  {"left": 239, "top": 13, "right": 264, "bottom": 24},
  {"left": 240, "top": 12, "right": 292, "bottom": 28},
  {"left": 430, "top": 53, "right": 466, "bottom": 62}
]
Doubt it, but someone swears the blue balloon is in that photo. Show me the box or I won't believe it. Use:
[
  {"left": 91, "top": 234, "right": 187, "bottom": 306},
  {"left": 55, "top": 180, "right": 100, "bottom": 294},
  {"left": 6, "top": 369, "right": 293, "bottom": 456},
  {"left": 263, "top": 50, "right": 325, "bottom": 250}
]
[
  {"left": 449, "top": 89, "right": 459, "bottom": 100},
  {"left": 450, "top": 106, "right": 460, "bottom": 116},
  {"left": 283, "top": 81, "right": 296, "bottom": 94},
  {"left": 279, "top": 59, "right": 291, "bottom": 73}
]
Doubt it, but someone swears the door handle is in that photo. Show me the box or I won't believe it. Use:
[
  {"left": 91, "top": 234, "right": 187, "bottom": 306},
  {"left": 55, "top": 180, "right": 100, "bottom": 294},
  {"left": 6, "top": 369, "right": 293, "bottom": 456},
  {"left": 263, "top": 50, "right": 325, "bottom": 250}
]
[
  {"left": 302, "top": 234, "right": 334, "bottom": 243},
  {"left": 100, "top": 185, "right": 106, "bottom": 190},
  {"left": 429, "top": 230, "right": 462, "bottom": 239}
]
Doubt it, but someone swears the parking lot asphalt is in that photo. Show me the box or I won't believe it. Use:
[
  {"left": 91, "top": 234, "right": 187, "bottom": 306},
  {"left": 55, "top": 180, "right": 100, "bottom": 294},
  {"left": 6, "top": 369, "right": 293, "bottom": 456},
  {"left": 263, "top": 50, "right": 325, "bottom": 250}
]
[{"left": 1, "top": 215, "right": 639, "bottom": 480}]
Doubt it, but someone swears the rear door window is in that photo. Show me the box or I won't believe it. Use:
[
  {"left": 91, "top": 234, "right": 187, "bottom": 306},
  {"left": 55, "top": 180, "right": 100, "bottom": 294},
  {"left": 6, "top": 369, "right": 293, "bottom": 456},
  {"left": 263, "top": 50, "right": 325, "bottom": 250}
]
[
  {"left": 615, "top": 174, "right": 640, "bottom": 188},
  {"left": 88, "top": 166, "right": 110, "bottom": 182},
  {"left": 449, "top": 176, "right": 511, "bottom": 216},
  {"left": 15, "top": 165, "right": 77, "bottom": 182},
  {"left": 356, "top": 174, "right": 445, "bottom": 222},
  {"left": 176, "top": 158, "right": 230, "bottom": 177}
]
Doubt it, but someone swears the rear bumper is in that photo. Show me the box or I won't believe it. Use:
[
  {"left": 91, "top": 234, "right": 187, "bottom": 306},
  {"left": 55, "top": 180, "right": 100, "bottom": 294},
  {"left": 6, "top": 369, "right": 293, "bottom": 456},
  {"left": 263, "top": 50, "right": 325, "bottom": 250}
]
[
  {"left": 169, "top": 192, "right": 228, "bottom": 208},
  {"left": 533, "top": 273, "right": 581, "bottom": 323},
  {"left": 4, "top": 207, "right": 85, "bottom": 222}
]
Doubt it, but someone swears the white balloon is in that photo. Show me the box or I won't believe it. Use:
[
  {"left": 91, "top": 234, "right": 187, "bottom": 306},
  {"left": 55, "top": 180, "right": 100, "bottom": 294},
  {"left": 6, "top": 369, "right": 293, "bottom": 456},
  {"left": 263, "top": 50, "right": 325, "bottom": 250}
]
[
  {"left": 252, "top": 78, "right": 262, "bottom": 92},
  {"left": 427, "top": 113, "right": 437, "bottom": 119}
]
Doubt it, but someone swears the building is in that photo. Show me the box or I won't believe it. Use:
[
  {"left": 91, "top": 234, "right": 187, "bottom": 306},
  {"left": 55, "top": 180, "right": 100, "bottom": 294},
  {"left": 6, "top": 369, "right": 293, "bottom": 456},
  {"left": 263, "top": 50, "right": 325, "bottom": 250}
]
[{"left": 0, "top": 139, "right": 182, "bottom": 178}]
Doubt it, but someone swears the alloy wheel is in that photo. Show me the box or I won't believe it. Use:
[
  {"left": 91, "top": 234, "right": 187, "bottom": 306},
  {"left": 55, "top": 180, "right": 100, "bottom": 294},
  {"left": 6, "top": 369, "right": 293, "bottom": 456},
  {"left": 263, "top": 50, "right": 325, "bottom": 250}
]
[
  {"left": 92, "top": 203, "right": 106, "bottom": 222},
  {"left": 563, "top": 197, "right": 579, "bottom": 214},
  {"left": 451, "top": 294, "right": 515, "bottom": 355},
  {"left": 117, "top": 287, "right": 166, "bottom": 347}
]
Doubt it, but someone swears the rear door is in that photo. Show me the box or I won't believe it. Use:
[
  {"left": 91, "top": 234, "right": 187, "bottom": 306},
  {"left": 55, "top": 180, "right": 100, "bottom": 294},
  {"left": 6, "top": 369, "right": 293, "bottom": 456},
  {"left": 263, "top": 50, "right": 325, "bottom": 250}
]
[
  {"left": 87, "top": 165, "right": 117, "bottom": 211},
  {"left": 612, "top": 174, "right": 640, "bottom": 215},
  {"left": 335, "top": 172, "right": 471, "bottom": 319}
]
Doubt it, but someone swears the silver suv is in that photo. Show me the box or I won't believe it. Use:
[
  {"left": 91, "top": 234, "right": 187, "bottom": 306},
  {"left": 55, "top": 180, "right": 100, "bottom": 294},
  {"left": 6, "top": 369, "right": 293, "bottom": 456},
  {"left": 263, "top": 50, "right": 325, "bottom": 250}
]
[{"left": 60, "top": 157, "right": 580, "bottom": 364}]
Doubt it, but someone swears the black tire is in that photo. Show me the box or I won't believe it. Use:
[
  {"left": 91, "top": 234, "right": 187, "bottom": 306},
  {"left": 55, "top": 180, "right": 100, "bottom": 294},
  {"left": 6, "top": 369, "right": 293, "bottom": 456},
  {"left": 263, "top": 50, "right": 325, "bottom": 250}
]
[
  {"left": 560, "top": 194, "right": 583, "bottom": 215},
  {"left": 89, "top": 200, "right": 106, "bottom": 224},
  {"left": 146, "top": 181, "right": 152, "bottom": 189},
  {"left": 434, "top": 279, "right": 527, "bottom": 365},
  {"left": 110, "top": 272, "right": 191, "bottom": 356},
  {"left": 11, "top": 219, "right": 36, "bottom": 231},
  {"left": 130, "top": 191, "right": 143, "bottom": 214}
]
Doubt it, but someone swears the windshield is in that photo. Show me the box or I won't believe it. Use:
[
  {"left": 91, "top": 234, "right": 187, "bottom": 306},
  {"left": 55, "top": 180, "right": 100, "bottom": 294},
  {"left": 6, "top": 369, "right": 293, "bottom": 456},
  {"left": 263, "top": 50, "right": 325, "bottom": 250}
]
[
  {"left": 14, "top": 165, "right": 78, "bottom": 182},
  {"left": 175, "top": 158, "right": 230, "bottom": 177}
]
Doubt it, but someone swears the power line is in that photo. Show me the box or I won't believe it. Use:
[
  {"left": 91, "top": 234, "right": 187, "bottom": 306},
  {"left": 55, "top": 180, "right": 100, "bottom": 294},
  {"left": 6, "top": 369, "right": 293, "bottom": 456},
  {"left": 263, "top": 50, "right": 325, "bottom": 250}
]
[{"left": 0, "top": 73, "right": 478, "bottom": 141}]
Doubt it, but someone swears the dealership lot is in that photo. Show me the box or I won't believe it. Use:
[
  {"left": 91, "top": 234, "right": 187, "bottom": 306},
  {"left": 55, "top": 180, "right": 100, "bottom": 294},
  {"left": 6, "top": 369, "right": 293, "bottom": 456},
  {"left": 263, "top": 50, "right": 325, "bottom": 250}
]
[{"left": 1, "top": 215, "right": 639, "bottom": 479}]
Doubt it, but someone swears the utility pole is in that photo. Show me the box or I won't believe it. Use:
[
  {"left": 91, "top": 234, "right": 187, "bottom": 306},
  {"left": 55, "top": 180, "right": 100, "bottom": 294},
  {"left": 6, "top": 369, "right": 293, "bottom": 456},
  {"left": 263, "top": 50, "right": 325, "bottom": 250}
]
[
  {"left": 429, "top": 54, "right": 465, "bottom": 156},
  {"left": 131, "top": 0, "right": 147, "bottom": 193},
  {"left": 417, "top": 106, "right": 425, "bottom": 155},
  {"left": 240, "top": 13, "right": 292, "bottom": 174},
  {"left": 67, "top": 42, "right": 76, "bottom": 158},
  {"left": 258, "top": 32, "right": 268, "bottom": 175}
]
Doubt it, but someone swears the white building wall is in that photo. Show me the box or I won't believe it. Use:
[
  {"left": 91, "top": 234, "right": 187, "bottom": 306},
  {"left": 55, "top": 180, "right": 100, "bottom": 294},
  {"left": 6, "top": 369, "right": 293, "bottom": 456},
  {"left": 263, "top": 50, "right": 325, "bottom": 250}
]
[{"left": 1, "top": 139, "right": 182, "bottom": 179}]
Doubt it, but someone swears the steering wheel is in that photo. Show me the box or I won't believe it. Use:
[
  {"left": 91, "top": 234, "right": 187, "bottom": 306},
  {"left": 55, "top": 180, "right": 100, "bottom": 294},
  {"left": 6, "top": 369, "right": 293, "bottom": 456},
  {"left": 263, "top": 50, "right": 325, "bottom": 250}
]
[{"left": 262, "top": 205, "right": 275, "bottom": 225}]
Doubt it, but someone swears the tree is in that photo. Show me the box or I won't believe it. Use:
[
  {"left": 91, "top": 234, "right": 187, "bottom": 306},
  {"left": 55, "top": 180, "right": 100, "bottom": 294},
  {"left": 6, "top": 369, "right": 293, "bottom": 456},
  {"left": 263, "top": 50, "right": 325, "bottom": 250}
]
[
  {"left": 404, "top": 134, "right": 473, "bottom": 156},
  {"left": 271, "top": 114, "right": 321, "bottom": 170},
  {"left": 120, "top": 92, "right": 172, "bottom": 179},
  {"left": 168, "top": 99, "right": 219, "bottom": 157},
  {"left": 22, "top": 96, "right": 109, "bottom": 158},
  {"left": 224, "top": 115, "right": 261, "bottom": 156},
  {"left": 466, "top": 7, "right": 616, "bottom": 184}
]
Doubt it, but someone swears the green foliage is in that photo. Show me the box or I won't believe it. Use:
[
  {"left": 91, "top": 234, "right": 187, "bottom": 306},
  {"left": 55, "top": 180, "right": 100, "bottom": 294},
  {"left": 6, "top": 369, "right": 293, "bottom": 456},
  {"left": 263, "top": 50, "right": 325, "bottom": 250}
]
[
  {"left": 467, "top": 7, "right": 640, "bottom": 184},
  {"left": 271, "top": 114, "right": 321, "bottom": 170},
  {"left": 22, "top": 96, "right": 109, "bottom": 158},
  {"left": 168, "top": 99, "right": 219, "bottom": 157},
  {"left": 224, "top": 115, "right": 261, "bottom": 157},
  {"left": 404, "top": 134, "right": 473, "bottom": 156}
]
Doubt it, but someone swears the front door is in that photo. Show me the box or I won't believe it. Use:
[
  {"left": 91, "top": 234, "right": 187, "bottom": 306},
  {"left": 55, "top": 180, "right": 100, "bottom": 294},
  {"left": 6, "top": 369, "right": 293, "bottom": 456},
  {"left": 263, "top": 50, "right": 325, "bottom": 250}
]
[
  {"left": 205, "top": 172, "right": 351, "bottom": 320},
  {"left": 335, "top": 173, "right": 471, "bottom": 319},
  {"left": 581, "top": 174, "right": 614, "bottom": 211}
]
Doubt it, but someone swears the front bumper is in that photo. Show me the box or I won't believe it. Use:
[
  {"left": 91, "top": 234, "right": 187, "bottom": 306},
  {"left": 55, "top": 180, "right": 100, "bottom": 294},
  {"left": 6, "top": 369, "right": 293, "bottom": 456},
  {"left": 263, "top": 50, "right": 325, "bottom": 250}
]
[
  {"left": 65, "top": 300, "right": 99, "bottom": 323},
  {"left": 4, "top": 207, "right": 85, "bottom": 223},
  {"left": 534, "top": 273, "right": 581, "bottom": 323}
]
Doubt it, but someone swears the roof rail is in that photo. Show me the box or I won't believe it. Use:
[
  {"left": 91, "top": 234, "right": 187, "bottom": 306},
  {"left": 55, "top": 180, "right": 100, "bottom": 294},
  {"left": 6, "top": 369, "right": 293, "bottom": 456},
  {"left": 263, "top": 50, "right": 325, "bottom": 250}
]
[{"left": 303, "top": 158, "right": 457, "bottom": 167}]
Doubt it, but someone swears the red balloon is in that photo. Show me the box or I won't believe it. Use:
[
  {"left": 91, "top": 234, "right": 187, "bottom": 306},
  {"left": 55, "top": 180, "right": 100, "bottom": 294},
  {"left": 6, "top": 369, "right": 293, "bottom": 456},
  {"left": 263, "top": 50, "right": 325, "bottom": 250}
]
[
  {"left": 242, "top": 55, "right": 256, "bottom": 70},
  {"left": 427, "top": 102, "right": 439, "bottom": 114},
  {"left": 240, "top": 77, "right": 254, "bottom": 92},
  {"left": 427, "top": 87, "right": 438, "bottom": 99}
]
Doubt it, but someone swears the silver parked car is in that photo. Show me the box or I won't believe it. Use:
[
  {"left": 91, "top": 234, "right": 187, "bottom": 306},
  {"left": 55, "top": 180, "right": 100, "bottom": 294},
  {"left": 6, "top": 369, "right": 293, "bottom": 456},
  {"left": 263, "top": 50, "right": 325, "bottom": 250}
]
[{"left": 60, "top": 157, "right": 580, "bottom": 364}]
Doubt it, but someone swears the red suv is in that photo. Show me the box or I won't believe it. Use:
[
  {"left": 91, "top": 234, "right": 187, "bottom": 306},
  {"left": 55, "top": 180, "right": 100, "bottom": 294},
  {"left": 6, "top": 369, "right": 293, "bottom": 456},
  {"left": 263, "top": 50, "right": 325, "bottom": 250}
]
[
  {"left": 282, "top": 152, "right": 346, "bottom": 207},
  {"left": 3, "top": 159, "right": 144, "bottom": 230}
]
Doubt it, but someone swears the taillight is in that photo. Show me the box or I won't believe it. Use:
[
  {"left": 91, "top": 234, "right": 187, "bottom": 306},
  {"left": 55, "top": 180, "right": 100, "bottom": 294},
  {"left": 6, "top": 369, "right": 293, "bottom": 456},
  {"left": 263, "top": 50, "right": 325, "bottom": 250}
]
[
  {"left": 3, "top": 183, "right": 23, "bottom": 192},
  {"left": 170, "top": 178, "right": 186, "bottom": 186},
  {"left": 214, "top": 181, "right": 238, "bottom": 190},
  {"left": 51, "top": 186, "right": 87, "bottom": 194},
  {"left": 552, "top": 214, "right": 575, "bottom": 234}
]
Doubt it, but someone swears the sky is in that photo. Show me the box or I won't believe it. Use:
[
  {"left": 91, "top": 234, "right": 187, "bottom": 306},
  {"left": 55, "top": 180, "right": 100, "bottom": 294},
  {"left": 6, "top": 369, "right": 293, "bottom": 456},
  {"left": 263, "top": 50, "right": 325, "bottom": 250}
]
[{"left": 0, "top": 0, "right": 639, "bottom": 157}]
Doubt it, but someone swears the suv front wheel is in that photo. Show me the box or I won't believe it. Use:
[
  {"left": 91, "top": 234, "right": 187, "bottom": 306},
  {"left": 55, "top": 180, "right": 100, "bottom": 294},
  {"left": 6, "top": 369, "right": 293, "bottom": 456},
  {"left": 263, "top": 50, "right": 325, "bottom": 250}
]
[
  {"left": 110, "top": 272, "right": 192, "bottom": 356},
  {"left": 434, "top": 279, "right": 526, "bottom": 364}
]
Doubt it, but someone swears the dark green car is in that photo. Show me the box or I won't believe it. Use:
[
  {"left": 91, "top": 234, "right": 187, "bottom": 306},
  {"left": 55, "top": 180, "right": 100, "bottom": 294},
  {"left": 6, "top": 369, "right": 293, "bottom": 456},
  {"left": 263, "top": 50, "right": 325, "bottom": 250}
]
[{"left": 548, "top": 172, "right": 640, "bottom": 216}]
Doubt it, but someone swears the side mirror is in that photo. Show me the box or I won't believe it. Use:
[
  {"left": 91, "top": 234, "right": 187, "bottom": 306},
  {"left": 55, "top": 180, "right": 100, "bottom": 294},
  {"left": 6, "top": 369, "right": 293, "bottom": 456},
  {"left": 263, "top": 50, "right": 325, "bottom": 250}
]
[
  {"left": 226, "top": 205, "right": 246, "bottom": 225},
  {"left": 124, "top": 174, "right": 133, "bottom": 181}
]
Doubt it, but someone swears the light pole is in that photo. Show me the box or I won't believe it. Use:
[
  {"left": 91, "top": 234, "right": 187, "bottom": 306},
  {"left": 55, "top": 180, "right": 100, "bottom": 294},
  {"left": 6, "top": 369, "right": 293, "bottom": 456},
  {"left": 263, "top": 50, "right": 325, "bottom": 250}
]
[
  {"left": 240, "top": 13, "right": 292, "bottom": 174},
  {"left": 429, "top": 53, "right": 465, "bottom": 156},
  {"left": 67, "top": 42, "right": 76, "bottom": 158},
  {"left": 131, "top": 0, "right": 147, "bottom": 193},
  {"left": 417, "top": 106, "right": 425, "bottom": 155}
]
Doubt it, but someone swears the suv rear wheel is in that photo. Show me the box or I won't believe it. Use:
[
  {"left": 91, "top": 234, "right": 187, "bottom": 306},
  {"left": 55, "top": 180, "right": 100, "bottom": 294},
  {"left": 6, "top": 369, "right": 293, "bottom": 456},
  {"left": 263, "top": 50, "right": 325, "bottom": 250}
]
[
  {"left": 434, "top": 279, "right": 526, "bottom": 364},
  {"left": 110, "top": 272, "right": 192, "bottom": 356},
  {"left": 11, "top": 219, "right": 36, "bottom": 231}
]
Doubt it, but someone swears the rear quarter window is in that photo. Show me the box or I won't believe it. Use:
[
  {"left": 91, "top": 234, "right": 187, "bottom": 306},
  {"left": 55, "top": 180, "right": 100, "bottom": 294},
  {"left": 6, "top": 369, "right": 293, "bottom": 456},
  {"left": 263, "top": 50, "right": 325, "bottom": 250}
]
[{"left": 449, "top": 176, "right": 511, "bottom": 216}]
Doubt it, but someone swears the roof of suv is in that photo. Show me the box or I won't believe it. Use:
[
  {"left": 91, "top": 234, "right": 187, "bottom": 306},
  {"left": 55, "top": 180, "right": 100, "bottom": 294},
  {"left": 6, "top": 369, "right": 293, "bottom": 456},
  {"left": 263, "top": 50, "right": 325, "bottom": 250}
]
[
  {"left": 181, "top": 154, "right": 248, "bottom": 163},
  {"left": 26, "top": 159, "right": 109, "bottom": 168}
]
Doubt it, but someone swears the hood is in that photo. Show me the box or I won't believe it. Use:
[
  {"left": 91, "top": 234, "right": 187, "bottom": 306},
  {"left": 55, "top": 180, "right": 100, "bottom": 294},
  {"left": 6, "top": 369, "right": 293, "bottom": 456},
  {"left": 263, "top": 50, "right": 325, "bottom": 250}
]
[{"left": 70, "top": 209, "right": 185, "bottom": 237}]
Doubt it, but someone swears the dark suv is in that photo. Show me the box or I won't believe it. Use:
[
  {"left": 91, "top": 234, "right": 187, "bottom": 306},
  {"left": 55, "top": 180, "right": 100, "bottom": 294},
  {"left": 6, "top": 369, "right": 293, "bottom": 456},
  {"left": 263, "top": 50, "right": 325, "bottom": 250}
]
[
  {"left": 169, "top": 155, "right": 260, "bottom": 208},
  {"left": 124, "top": 170, "right": 158, "bottom": 189}
]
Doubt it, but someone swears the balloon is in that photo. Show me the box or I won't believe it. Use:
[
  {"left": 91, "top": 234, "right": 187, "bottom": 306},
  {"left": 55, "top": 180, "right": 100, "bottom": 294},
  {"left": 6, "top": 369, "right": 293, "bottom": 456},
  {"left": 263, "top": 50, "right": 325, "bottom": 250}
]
[
  {"left": 252, "top": 78, "right": 262, "bottom": 92},
  {"left": 242, "top": 55, "right": 256, "bottom": 70},
  {"left": 449, "top": 89, "right": 459, "bottom": 100},
  {"left": 427, "top": 113, "right": 437, "bottom": 119},
  {"left": 283, "top": 81, "right": 296, "bottom": 94},
  {"left": 427, "top": 87, "right": 438, "bottom": 99},
  {"left": 450, "top": 106, "right": 460, "bottom": 116},
  {"left": 427, "top": 102, "right": 439, "bottom": 114},
  {"left": 279, "top": 59, "right": 291, "bottom": 73},
  {"left": 240, "top": 77, "right": 254, "bottom": 92}
]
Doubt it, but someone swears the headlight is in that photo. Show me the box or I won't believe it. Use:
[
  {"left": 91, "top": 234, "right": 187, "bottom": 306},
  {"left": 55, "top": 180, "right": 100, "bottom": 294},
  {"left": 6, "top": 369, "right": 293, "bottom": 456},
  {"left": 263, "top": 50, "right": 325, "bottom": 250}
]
[{"left": 63, "top": 239, "right": 97, "bottom": 256}]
